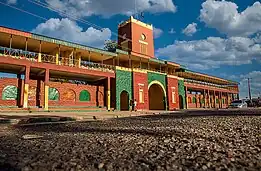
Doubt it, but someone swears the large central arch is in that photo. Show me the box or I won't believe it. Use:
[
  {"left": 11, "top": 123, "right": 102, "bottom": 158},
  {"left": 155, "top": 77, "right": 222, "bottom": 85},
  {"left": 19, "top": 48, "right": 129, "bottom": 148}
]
[{"left": 148, "top": 81, "right": 166, "bottom": 110}]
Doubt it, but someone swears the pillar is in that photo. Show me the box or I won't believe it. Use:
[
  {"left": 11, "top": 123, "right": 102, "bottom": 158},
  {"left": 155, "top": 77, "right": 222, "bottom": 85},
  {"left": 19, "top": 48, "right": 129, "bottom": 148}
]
[
  {"left": 23, "top": 66, "right": 30, "bottom": 108},
  {"left": 203, "top": 89, "right": 206, "bottom": 108},
  {"left": 185, "top": 86, "right": 188, "bottom": 109},
  {"left": 78, "top": 55, "right": 81, "bottom": 68},
  {"left": 56, "top": 52, "right": 59, "bottom": 65},
  {"left": 107, "top": 77, "right": 111, "bottom": 111},
  {"left": 208, "top": 90, "right": 210, "bottom": 108},
  {"left": 38, "top": 41, "right": 42, "bottom": 62},
  {"left": 44, "top": 69, "right": 49, "bottom": 110}
]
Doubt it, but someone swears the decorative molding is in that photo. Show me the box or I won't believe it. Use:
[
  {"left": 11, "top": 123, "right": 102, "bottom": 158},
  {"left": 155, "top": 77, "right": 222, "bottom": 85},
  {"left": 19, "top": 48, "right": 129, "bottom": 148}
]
[{"left": 139, "top": 40, "right": 148, "bottom": 45}]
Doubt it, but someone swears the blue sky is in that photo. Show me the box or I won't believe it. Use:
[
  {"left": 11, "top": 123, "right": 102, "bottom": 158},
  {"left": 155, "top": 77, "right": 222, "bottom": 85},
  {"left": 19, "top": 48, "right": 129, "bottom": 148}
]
[{"left": 0, "top": 0, "right": 260, "bottom": 98}]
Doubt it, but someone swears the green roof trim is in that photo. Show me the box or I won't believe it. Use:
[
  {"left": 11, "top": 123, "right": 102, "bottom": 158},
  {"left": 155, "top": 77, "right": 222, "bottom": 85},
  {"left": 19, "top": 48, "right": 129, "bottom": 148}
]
[
  {"left": 31, "top": 34, "right": 117, "bottom": 56},
  {"left": 184, "top": 69, "right": 239, "bottom": 84},
  {"left": 116, "top": 49, "right": 129, "bottom": 55},
  {"left": 149, "top": 58, "right": 165, "bottom": 64}
]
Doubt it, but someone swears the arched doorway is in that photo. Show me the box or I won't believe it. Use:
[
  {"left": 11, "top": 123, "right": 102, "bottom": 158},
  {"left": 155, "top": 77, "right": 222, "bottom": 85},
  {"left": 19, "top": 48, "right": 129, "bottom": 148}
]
[
  {"left": 179, "top": 95, "right": 184, "bottom": 109},
  {"left": 120, "top": 91, "right": 129, "bottom": 111},
  {"left": 149, "top": 83, "right": 166, "bottom": 110}
]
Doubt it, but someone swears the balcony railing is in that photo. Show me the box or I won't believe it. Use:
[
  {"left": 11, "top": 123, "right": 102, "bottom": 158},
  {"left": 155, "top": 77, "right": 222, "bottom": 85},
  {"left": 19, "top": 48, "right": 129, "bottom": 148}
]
[
  {"left": 0, "top": 46, "right": 38, "bottom": 62},
  {"left": 81, "top": 61, "right": 115, "bottom": 73},
  {"left": 185, "top": 78, "right": 238, "bottom": 91},
  {"left": 0, "top": 46, "right": 115, "bottom": 73}
]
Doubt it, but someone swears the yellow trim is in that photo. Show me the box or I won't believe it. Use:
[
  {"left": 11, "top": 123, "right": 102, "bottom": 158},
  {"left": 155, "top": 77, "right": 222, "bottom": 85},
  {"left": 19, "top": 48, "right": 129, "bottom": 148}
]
[
  {"left": 139, "top": 40, "right": 148, "bottom": 45},
  {"left": 38, "top": 53, "right": 42, "bottom": 62},
  {"left": 44, "top": 85, "right": 49, "bottom": 110},
  {"left": 148, "top": 80, "right": 167, "bottom": 97},
  {"left": 23, "top": 84, "right": 29, "bottom": 108},
  {"left": 132, "top": 68, "right": 147, "bottom": 73},
  {"left": 118, "top": 16, "right": 153, "bottom": 30},
  {"left": 107, "top": 90, "right": 111, "bottom": 111},
  {"left": 116, "top": 66, "right": 132, "bottom": 72},
  {"left": 167, "top": 75, "right": 180, "bottom": 80},
  {"left": 56, "top": 53, "right": 59, "bottom": 65}
]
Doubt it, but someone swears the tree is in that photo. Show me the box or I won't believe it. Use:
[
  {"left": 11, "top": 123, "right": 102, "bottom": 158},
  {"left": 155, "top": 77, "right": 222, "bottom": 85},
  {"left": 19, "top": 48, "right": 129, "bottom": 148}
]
[{"left": 104, "top": 40, "right": 117, "bottom": 52}]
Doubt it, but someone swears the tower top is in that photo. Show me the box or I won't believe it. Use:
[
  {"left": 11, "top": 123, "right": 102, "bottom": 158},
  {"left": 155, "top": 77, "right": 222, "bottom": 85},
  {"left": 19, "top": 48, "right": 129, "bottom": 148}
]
[{"left": 118, "top": 16, "right": 153, "bottom": 30}]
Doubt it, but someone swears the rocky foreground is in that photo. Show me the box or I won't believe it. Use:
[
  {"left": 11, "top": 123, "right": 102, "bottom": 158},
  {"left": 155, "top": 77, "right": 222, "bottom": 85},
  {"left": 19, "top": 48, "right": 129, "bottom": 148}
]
[{"left": 0, "top": 111, "right": 261, "bottom": 171}]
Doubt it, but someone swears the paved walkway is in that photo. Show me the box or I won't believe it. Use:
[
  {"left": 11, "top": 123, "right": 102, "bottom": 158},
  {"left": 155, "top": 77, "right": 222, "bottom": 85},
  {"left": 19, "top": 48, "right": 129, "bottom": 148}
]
[{"left": 0, "top": 110, "right": 175, "bottom": 124}]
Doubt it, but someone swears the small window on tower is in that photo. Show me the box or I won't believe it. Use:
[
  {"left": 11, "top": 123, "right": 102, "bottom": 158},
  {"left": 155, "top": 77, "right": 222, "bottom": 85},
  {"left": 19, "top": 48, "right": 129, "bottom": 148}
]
[{"left": 140, "top": 43, "right": 147, "bottom": 55}]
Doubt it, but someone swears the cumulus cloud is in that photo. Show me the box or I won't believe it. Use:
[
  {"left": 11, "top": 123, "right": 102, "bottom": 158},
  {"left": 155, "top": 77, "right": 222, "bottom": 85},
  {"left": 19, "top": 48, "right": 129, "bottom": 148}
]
[
  {"left": 44, "top": 0, "right": 177, "bottom": 18},
  {"left": 200, "top": 0, "right": 261, "bottom": 37},
  {"left": 169, "top": 28, "right": 176, "bottom": 34},
  {"left": 156, "top": 36, "right": 261, "bottom": 70},
  {"left": 153, "top": 27, "right": 163, "bottom": 39},
  {"left": 32, "top": 18, "right": 112, "bottom": 48},
  {"left": 182, "top": 23, "right": 197, "bottom": 36},
  {"left": 6, "top": 0, "right": 17, "bottom": 4}
]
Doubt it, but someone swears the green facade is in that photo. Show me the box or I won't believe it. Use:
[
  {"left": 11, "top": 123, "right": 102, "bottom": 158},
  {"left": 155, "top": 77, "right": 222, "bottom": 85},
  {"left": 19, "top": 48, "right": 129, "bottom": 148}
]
[
  {"left": 178, "top": 80, "right": 186, "bottom": 109},
  {"left": 147, "top": 72, "right": 166, "bottom": 87},
  {"left": 116, "top": 69, "right": 132, "bottom": 110}
]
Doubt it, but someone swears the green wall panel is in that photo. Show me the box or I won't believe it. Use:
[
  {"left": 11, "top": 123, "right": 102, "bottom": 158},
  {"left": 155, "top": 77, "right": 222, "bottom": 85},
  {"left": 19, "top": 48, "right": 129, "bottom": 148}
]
[
  {"left": 2, "top": 85, "right": 18, "bottom": 100},
  {"left": 79, "top": 90, "right": 91, "bottom": 101},
  {"left": 178, "top": 80, "right": 186, "bottom": 109},
  {"left": 49, "top": 88, "right": 59, "bottom": 101},
  {"left": 116, "top": 69, "right": 132, "bottom": 110},
  {"left": 147, "top": 72, "right": 167, "bottom": 110},
  {"left": 147, "top": 72, "right": 166, "bottom": 87}
]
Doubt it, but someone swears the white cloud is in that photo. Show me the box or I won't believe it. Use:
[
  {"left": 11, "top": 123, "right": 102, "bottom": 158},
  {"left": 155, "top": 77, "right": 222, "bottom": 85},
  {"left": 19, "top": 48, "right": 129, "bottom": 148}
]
[
  {"left": 200, "top": 0, "right": 261, "bottom": 37},
  {"left": 153, "top": 27, "right": 163, "bottom": 39},
  {"left": 182, "top": 23, "right": 198, "bottom": 36},
  {"left": 156, "top": 36, "right": 261, "bottom": 70},
  {"left": 6, "top": 0, "right": 17, "bottom": 4},
  {"left": 44, "top": 0, "right": 177, "bottom": 18},
  {"left": 169, "top": 28, "right": 176, "bottom": 34},
  {"left": 32, "top": 18, "right": 112, "bottom": 48}
]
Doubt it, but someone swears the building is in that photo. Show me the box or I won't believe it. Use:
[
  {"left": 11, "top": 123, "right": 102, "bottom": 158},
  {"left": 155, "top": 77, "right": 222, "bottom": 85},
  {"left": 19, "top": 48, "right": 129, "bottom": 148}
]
[{"left": 0, "top": 16, "right": 239, "bottom": 111}]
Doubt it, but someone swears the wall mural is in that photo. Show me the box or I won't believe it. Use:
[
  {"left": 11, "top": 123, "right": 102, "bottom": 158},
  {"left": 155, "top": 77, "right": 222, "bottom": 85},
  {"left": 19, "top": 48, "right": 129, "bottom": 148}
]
[
  {"left": 28, "top": 86, "right": 36, "bottom": 100},
  {"left": 79, "top": 90, "right": 90, "bottom": 101},
  {"left": 49, "top": 87, "right": 59, "bottom": 101},
  {"left": 2, "top": 85, "right": 18, "bottom": 100},
  {"left": 63, "top": 89, "right": 76, "bottom": 101}
]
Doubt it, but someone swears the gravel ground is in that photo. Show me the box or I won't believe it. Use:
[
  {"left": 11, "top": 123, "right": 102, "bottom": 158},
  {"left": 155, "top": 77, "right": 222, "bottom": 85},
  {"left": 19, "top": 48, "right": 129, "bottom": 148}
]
[{"left": 0, "top": 110, "right": 261, "bottom": 171}]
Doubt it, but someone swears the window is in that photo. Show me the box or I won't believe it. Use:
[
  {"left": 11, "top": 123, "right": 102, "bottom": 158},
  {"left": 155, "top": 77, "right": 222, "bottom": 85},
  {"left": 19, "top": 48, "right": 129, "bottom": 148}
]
[
  {"left": 49, "top": 88, "right": 59, "bottom": 101},
  {"left": 2, "top": 85, "right": 18, "bottom": 100},
  {"left": 79, "top": 90, "right": 91, "bottom": 101},
  {"left": 140, "top": 43, "right": 147, "bottom": 55},
  {"left": 139, "top": 89, "right": 144, "bottom": 103},
  {"left": 172, "top": 91, "right": 176, "bottom": 103}
]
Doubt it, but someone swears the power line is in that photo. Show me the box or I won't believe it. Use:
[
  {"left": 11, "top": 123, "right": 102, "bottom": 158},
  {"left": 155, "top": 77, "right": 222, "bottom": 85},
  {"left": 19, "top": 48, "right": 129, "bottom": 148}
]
[
  {"left": 28, "top": 0, "right": 134, "bottom": 45},
  {"left": 0, "top": 1, "right": 48, "bottom": 21}
]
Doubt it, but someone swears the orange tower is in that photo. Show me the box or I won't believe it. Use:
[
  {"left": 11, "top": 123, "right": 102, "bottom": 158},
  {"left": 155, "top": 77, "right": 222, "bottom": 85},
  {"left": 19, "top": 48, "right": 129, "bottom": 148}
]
[{"left": 118, "top": 16, "right": 155, "bottom": 58}]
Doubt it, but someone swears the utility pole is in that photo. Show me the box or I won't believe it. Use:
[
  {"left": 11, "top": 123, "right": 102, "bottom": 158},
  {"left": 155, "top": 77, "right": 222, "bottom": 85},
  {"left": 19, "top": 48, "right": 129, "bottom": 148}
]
[{"left": 248, "top": 78, "right": 252, "bottom": 101}]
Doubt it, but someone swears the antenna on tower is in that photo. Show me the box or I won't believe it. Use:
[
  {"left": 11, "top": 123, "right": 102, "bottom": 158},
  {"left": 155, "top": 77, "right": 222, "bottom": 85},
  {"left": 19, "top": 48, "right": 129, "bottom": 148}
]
[{"left": 134, "top": 0, "right": 145, "bottom": 21}]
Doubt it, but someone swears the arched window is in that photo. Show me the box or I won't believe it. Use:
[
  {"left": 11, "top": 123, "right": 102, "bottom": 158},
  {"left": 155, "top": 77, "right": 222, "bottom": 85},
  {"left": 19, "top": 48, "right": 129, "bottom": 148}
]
[
  {"left": 49, "top": 88, "right": 59, "bottom": 101},
  {"left": 2, "top": 85, "right": 18, "bottom": 100},
  {"left": 79, "top": 90, "right": 91, "bottom": 101}
]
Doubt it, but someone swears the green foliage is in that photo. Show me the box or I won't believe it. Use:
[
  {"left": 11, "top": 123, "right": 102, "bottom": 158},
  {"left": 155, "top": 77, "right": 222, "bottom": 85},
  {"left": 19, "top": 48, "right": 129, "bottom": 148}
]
[
  {"left": 193, "top": 97, "right": 197, "bottom": 103},
  {"left": 104, "top": 40, "right": 118, "bottom": 52}
]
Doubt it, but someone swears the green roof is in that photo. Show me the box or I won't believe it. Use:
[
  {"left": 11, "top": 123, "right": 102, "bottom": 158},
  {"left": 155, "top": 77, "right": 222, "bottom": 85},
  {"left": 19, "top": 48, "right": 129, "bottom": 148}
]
[{"left": 31, "top": 34, "right": 117, "bottom": 56}]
